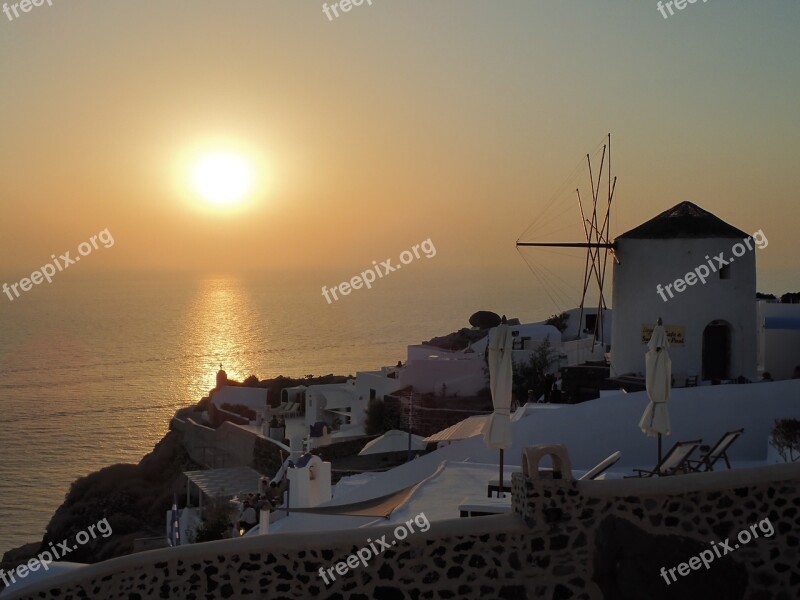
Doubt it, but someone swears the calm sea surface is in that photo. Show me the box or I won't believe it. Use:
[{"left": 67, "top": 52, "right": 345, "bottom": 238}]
[{"left": 0, "top": 269, "right": 556, "bottom": 554}]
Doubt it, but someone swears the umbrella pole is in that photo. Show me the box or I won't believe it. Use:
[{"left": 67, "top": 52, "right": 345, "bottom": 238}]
[
  {"left": 499, "top": 449, "right": 504, "bottom": 497},
  {"left": 658, "top": 433, "right": 662, "bottom": 471}
]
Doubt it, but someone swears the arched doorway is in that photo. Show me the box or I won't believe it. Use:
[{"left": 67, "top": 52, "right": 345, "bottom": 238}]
[{"left": 702, "top": 320, "right": 732, "bottom": 380}]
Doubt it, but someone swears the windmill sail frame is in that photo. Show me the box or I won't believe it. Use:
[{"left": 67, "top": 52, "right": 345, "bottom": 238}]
[{"left": 516, "top": 134, "right": 617, "bottom": 349}]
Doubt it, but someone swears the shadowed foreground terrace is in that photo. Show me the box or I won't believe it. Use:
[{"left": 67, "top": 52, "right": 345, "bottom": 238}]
[{"left": 7, "top": 457, "right": 800, "bottom": 599}]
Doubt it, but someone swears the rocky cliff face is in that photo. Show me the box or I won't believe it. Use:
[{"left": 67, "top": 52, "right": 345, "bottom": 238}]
[{"left": 1, "top": 429, "right": 201, "bottom": 574}]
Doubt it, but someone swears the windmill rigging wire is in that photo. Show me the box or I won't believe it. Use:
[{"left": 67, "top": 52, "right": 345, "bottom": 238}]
[
  {"left": 515, "top": 134, "right": 617, "bottom": 324},
  {"left": 533, "top": 247, "right": 588, "bottom": 260},
  {"left": 516, "top": 246, "right": 581, "bottom": 311},
  {"left": 516, "top": 246, "right": 564, "bottom": 313},
  {"left": 529, "top": 255, "right": 582, "bottom": 303},
  {"left": 517, "top": 135, "right": 610, "bottom": 243}
]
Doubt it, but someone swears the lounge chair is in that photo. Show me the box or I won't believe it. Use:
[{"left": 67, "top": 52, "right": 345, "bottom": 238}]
[
  {"left": 459, "top": 496, "right": 512, "bottom": 518},
  {"left": 486, "top": 451, "right": 623, "bottom": 496},
  {"left": 578, "top": 451, "right": 622, "bottom": 481},
  {"left": 487, "top": 479, "right": 512, "bottom": 498},
  {"left": 627, "top": 439, "right": 703, "bottom": 478},
  {"left": 687, "top": 428, "right": 744, "bottom": 472}
]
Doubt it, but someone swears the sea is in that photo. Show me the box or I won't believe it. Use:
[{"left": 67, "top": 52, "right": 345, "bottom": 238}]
[{"left": 0, "top": 268, "right": 558, "bottom": 555}]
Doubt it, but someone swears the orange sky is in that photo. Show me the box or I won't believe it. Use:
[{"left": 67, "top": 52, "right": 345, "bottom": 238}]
[{"left": 1, "top": 1, "right": 799, "bottom": 294}]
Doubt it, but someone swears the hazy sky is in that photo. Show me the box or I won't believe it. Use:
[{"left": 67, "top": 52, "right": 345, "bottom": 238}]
[{"left": 1, "top": 1, "right": 799, "bottom": 293}]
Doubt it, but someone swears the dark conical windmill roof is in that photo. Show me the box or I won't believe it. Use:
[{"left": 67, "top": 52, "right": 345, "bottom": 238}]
[{"left": 617, "top": 201, "right": 748, "bottom": 240}]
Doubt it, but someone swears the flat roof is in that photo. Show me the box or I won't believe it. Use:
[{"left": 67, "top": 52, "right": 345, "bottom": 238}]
[
  {"left": 184, "top": 466, "right": 263, "bottom": 498},
  {"left": 424, "top": 415, "right": 488, "bottom": 443}
]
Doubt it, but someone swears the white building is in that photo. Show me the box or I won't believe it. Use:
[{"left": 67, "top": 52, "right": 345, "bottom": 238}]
[
  {"left": 400, "top": 323, "right": 567, "bottom": 397},
  {"left": 287, "top": 454, "right": 332, "bottom": 508},
  {"left": 559, "top": 307, "right": 613, "bottom": 346},
  {"left": 302, "top": 316, "right": 610, "bottom": 441},
  {"left": 263, "top": 379, "right": 800, "bottom": 537},
  {"left": 304, "top": 380, "right": 358, "bottom": 432},
  {"left": 280, "top": 385, "right": 307, "bottom": 410},
  {"left": 611, "top": 201, "right": 758, "bottom": 383},
  {"left": 209, "top": 386, "right": 270, "bottom": 426},
  {"left": 547, "top": 307, "right": 611, "bottom": 367},
  {"left": 211, "top": 386, "right": 269, "bottom": 411},
  {"left": 758, "top": 301, "right": 800, "bottom": 380},
  {"left": 303, "top": 369, "right": 406, "bottom": 435}
]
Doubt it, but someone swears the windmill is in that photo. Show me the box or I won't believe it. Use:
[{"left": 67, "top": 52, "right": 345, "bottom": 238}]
[{"left": 516, "top": 134, "right": 617, "bottom": 348}]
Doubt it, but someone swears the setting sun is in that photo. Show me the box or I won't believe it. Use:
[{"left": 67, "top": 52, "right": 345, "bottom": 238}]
[{"left": 191, "top": 152, "right": 254, "bottom": 206}]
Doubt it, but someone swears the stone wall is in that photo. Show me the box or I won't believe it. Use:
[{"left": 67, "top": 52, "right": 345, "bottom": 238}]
[
  {"left": 252, "top": 436, "right": 286, "bottom": 476},
  {"left": 511, "top": 461, "right": 800, "bottom": 599},
  {"left": 207, "top": 402, "right": 250, "bottom": 428},
  {"left": 9, "top": 458, "right": 799, "bottom": 599},
  {"left": 7, "top": 516, "right": 530, "bottom": 599},
  {"left": 180, "top": 419, "right": 257, "bottom": 470}
]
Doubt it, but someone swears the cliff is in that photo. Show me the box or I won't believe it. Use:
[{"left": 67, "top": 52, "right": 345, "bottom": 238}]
[
  {"left": 1, "top": 372, "right": 352, "bottom": 576},
  {"left": 1, "top": 430, "right": 200, "bottom": 576}
]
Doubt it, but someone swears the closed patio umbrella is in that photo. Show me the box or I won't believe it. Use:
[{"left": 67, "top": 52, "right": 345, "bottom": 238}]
[
  {"left": 482, "top": 319, "right": 514, "bottom": 495},
  {"left": 639, "top": 320, "right": 672, "bottom": 466}
]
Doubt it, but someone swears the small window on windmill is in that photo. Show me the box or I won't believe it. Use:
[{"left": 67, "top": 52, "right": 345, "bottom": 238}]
[
  {"left": 720, "top": 264, "right": 731, "bottom": 280},
  {"left": 369, "top": 389, "right": 377, "bottom": 401},
  {"left": 585, "top": 314, "right": 597, "bottom": 333}
]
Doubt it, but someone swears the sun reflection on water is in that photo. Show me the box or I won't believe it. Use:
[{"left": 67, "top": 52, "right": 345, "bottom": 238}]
[{"left": 181, "top": 278, "right": 266, "bottom": 395}]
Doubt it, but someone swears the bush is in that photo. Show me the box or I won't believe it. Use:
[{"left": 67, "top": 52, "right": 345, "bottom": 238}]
[
  {"left": 545, "top": 312, "right": 570, "bottom": 333},
  {"left": 364, "top": 398, "right": 403, "bottom": 435},
  {"left": 771, "top": 418, "right": 800, "bottom": 462},
  {"left": 66, "top": 464, "right": 139, "bottom": 505},
  {"left": 780, "top": 292, "right": 800, "bottom": 304},
  {"left": 512, "top": 337, "right": 559, "bottom": 402},
  {"left": 193, "top": 499, "right": 235, "bottom": 543},
  {"left": 242, "top": 375, "right": 260, "bottom": 386},
  {"left": 40, "top": 430, "right": 201, "bottom": 564},
  {"left": 423, "top": 327, "right": 488, "bottom": 351}
]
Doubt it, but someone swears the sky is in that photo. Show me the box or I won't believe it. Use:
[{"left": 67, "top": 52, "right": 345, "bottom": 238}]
[{"left": 1, "top": 0, "right": 799, "bottom": 294}]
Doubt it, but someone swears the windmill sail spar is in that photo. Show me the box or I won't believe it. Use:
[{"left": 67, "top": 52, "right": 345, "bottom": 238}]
[
  {"left": 516, "top": 242, "right": 614, "bottom": 248},
  {"left": 516, "top": 134, "right": 617, "bottom": 348}
]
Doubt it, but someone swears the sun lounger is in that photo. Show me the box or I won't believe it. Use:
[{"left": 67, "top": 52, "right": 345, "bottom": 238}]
[
  {"left": 487, "top": 478, "right": 517, "bottom": 497},
  {"left": 459, "top": 496, "right": 512, "bottom": 517},
  {"left": 578, "top": 451, "right": 622, "bottom": 481},
  {"left": 687, "top": 428, "right": 744, "bottom": 472},
  {"left": 627, "top": 439, "right": 703, "bottom": 478},
  {"left": 485, "top": 452, "right": 622, "bottom": 495}
]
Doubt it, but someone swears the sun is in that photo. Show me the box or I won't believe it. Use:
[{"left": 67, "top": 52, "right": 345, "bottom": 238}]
[{"left": 191, "top": 152, "right": 254, "bottom": 206}]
